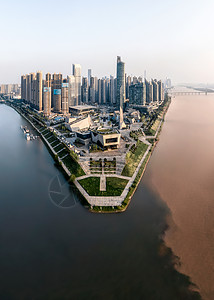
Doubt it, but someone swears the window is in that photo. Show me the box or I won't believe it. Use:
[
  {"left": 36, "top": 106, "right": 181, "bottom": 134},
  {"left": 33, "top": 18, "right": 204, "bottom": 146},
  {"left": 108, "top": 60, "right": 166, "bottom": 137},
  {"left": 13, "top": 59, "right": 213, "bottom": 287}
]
[{"left": 105, "top": 137, "right": 118, "bottom": 144}]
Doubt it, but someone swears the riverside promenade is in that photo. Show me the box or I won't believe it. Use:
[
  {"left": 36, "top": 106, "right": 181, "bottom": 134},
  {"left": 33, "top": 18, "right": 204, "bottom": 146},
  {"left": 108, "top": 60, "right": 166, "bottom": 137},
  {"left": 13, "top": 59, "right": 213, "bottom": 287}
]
[{"left": 9, "top": 100, "right": 169, "bottom": 211}]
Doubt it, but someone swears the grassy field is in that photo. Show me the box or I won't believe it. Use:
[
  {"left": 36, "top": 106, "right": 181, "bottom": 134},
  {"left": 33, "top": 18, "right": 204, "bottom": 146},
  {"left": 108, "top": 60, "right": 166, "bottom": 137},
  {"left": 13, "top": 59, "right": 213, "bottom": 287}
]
[
  {"left": 62, "top": 155, "right": 85, "bottom": 177},
  {"left": 151, "top": 118, "right": 161, "bottom": 132},
  {"left": 144, "top": 128, "right": 156, "bottom": 136},
  {"left": 47, "top": 135, "right": 58, "bottom": 144},
  {"left": 58, "top": 149, "right": 69, "bottom": 158},
  {"left": 78, "top": 177, "right": 128, "bottom": 196},
  {"left": 51, "top": 140, "right": 60, "bottom": 147},
  {"left": 121, "top": 141, "right": 148, "bottom": 177},
  {"left": 54, "top": 143, "right": 65, "bottom": 153}
]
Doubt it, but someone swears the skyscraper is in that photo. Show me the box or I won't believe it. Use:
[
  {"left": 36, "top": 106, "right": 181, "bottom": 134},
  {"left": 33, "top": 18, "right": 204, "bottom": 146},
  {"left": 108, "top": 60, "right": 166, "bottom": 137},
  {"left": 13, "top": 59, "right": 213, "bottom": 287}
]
[
  {"left": 43, "top": 87, "right": 51, "bottom": 116},
  {"left": 145, "top": 80, "right": 153, "bottom": 104},
  {"left": 52, "top": 73, "right": 62, "bottom": 107},
  {"left": 126, "top": 75, "right": 132, "bottom": 99},
  {"left": 110, "top": 75, "right": 115, "bottom": 104},
  {"left": 21, "top": 75, "right": 27, "bottom": 100},
  {"left": 152, "top": 79, "right": 158, "bottom": 102},
  {"left": 89, "top": 77, "right": 96, "bottom": 103},
  {"left": 129, "top": 83, "right": 146, "bottom": 105},
  {"left": 158, "top": 80, "right": 164, "bottom": 101},
  {"left": 36, "top": 71, "right": 43, "bottom": 111},
  {"left": 81, "top": 77, "right": 89, "bottom": 104},
  {"left": 116, "top": 56, "right": 125, "bottom": 129},
  {"left": 67, "top": 75, "right": 76, "bottom": 107},
  {"left": 72, "top": 64, "right": 81, "bottom": 105},
  {"left": 61, "top": 83, "right": 69, "bottom": 114},
  {"left": 53, "top": 89, "right": 61, "bottom": 112},
  {"left": 101, "top": 79, "right": 106, "bottom": 104},
  {"left": 88, "top": 69, "right": 92, "bottom": 86},
  {"left": 116, "top": 56, "right": 125, "bottom": 106}
]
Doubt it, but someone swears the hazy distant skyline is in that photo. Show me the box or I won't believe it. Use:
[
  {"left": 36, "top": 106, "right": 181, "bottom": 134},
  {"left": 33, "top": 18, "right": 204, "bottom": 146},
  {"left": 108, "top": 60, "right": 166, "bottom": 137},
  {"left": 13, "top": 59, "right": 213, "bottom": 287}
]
[{"left": 1, "top": 0, "right": 214, "bottom": 84}]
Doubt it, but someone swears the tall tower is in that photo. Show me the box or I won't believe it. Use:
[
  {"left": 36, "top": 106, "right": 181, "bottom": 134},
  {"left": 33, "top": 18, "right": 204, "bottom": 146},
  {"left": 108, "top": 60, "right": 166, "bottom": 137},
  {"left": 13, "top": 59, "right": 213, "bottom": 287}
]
[
  {"left": 88, "top": 69, "right": 92, "bottom": 86},
  {"left": 53, "top": 89, "right": 61, "bottom": 112},
  {"left": 21, "top": 75, "right": 27, "bottom": 100},
  {"left": 110, "top": 75, "right": 115, "bottom": 104},
  {"left": 36, "top": 71, "right": 43, "bottom": 111},
  {"left": 67, "top": 75, "right": 76, "bottom": 107},
  {"left": 30, "top": 73, "right": 36, "bottom": 106},
  {"left": 89, "top": 77, "right": 96, "bottom": 103},
  {"left": 61, "top": 83, "right": 69, "bottom": 114},
  {"left": 116, "top": 56, "right": 125, "bottom": 107},
  {"left": 119, "top": 87, "right": 125, "bottom": 129},
  {"left": 152, "top": 79, "right": 158, "bottom": 103},
  {"left": 72, "top": 64, "right": 81, "bottom": 105},
  {"left": 43, "top": 87, "right": 51, "bottom": 116},
  {"left": 116, "top": 56, "right": 125, "bottom": 129},
  {"left": 81, "top": 77, "right": 88, "bottom": 104}
]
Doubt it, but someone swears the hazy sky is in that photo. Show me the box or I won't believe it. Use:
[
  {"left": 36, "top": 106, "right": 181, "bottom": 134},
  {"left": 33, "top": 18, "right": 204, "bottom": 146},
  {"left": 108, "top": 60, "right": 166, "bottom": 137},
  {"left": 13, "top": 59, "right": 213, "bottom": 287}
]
[{"left": 1, "top": 0, "right": 214, "bottom": 84}]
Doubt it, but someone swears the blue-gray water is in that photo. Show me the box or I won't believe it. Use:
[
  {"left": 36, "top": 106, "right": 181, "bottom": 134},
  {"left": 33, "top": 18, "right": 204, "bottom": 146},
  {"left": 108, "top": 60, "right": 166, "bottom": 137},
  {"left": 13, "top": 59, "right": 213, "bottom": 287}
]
[{"left": 0, "top": 104, "right": 200, "bottom": 300}]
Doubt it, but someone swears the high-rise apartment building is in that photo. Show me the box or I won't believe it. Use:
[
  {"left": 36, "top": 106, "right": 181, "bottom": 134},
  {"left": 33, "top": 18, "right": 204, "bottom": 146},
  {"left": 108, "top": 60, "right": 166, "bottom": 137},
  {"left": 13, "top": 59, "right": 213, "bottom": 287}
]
[
  {"left": 89, "top": 77, "right": 96, "bottom": 103},
  {"left": 43, "top": 87, "right": 51, "bottom": 116},
  {"left": 21, "top": 75, "right": 27, "bottom": 100},
  {"left": 133, "top": 76, "right": 138, "bottom": 85},
  {"left": 88, "top": 69, "right": 92, "bottom": 86},
  {"left": 152, "top": 80, "right": 158, "bottom": 102},
  {"left": 129, "top": 83, "right": 146, "bottom": 105},
  {"left": 53, "top": 89, "right": 61, "bottom": 112},
  {"left": 158, "top": 80, "right": 164, "bottom": 101},
  {"left": 35, "top": 71, "right": 43, "bottom": 111},
  {"left": 98, "top": 79, "right": 102, "bottom": 104},
  {"left": 30, "top": 73, "right": 36, "bottom": 106},
  {"left": 67, "top": 75, "right": 75, "bottom": 107},
  {"left": 81, "top": 77, "right": 89, "bottom": 104},
  {"left": 110, "top": 75, "right": 115, "bottom": 104},
  {"left": 61, "top": 83, "right": 69, "bottom": 114},
  {"left": 101, "top": 79, "right": 106, "bottom": 104}
]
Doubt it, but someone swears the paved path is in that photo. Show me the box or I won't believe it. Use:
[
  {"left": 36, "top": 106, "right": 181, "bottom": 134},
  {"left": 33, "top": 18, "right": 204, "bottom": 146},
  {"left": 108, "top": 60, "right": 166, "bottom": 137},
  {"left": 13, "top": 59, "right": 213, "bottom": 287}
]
[
  {"left": 14, "top": 105, "right": 164, "bottom": 209},
  {"left": 100, "top": 175, "right": 106, "bottom": 191},
  {"left": 75, "top": 145, "right": 151, "bottom": 207}
]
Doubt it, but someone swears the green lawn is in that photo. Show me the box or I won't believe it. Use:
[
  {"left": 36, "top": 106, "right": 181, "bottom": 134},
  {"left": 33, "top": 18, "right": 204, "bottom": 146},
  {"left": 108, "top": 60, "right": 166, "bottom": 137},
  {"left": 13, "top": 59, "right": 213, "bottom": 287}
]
[
  {"left": 121, "top": 141, "right": 148, "bottom": 177},
  {"left": 45, "top": 132, "right": 53, "bottom": 139},
  {"left": 62, "top": 155, "right": 85, "bottom": 177},
  {"left": 51, "top": 140, "right": 60, "bottom": 148},
  {"left": 54, "top": 144, "right": 65, "bottom": 153},
  {"left": 144, "top": 128, "right": 156, "bottom": 136},
  {"left": 58, "top": 149, "right": 68, "bottom": 158},
  {"left": 47, "top": 135, "right": 58, "bottom": 144},
  {"left": 78, "top": 176, "right": 128, "bottom": 196}
]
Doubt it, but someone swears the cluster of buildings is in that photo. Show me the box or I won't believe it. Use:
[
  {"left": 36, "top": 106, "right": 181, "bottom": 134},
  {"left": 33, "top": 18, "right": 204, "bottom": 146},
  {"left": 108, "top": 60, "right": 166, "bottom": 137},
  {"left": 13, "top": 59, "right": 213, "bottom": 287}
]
[
  {"left": 19, "top": 57, "right": 169, "bottom": 151},
  {"left": 0, "top": 84, "right": 21, "bottom": 99},
  {"left": 21, "top": 57, "right": 166, "bottom": 118}
]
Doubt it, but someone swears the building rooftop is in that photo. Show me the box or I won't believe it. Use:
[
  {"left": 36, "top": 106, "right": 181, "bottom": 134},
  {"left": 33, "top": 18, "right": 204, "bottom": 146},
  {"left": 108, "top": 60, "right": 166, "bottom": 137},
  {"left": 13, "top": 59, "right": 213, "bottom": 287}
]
[{"left": 93, "top": 128, "right": 119, "bottom": 135}]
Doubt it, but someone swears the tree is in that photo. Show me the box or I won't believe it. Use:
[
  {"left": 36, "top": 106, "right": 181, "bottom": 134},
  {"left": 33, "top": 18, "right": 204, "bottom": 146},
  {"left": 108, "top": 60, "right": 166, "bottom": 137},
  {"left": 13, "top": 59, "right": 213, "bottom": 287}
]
[{"left": 69, "top": 174, "right": 76, "bottom": 183}]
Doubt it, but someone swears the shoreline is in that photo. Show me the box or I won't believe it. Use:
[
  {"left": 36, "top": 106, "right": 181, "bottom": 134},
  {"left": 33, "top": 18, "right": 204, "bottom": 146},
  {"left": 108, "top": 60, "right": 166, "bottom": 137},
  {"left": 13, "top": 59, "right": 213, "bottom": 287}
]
[{"left": 6, "top": 99, "right": 171, "bottom": 213}]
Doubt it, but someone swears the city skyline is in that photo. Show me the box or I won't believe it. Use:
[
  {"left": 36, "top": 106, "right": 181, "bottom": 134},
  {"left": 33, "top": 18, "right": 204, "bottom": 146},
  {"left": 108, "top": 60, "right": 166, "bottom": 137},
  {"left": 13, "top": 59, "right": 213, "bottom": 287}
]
[{"left": 1, "top": 0, "right": 214, "bottom": 84}]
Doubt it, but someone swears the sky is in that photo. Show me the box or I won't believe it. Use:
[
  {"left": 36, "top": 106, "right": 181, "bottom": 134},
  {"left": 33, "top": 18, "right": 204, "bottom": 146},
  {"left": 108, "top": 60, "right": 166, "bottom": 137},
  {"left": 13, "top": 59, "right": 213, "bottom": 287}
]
[{"left": 1, "top": 0, "right": 214, "bottom": 84}]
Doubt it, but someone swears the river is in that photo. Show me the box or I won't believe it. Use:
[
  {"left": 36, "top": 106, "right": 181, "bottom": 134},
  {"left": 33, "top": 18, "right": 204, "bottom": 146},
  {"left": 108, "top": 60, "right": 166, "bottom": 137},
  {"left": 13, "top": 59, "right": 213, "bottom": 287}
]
[
  {"left": 0, "top": 102, "right": 205, "bottom": 300},
  {"left": 147, "top": 94, "right": 214, "bottom": 300}
]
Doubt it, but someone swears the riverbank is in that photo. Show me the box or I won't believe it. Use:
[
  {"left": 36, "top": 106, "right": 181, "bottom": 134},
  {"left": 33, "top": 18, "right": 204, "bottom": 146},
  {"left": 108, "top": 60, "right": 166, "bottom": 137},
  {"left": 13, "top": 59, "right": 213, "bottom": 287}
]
[{"left": 7, "top": 99, "right": 171, "bottom": 213}]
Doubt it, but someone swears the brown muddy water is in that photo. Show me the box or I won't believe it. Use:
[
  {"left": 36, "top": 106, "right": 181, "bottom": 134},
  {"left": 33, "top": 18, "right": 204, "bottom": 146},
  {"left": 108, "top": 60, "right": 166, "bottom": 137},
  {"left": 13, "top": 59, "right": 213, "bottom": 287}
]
[{"left": 147, "top": 94, "right": 214, "bottom": 300}]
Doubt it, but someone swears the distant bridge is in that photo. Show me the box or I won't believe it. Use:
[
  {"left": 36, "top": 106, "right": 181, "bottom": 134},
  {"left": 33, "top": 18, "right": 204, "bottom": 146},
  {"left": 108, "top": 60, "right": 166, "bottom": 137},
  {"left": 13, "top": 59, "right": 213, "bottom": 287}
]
[{"left": 169, "top": 91, "right": 208, "bottom": 96}]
